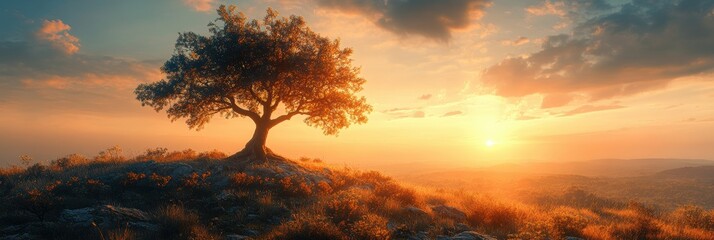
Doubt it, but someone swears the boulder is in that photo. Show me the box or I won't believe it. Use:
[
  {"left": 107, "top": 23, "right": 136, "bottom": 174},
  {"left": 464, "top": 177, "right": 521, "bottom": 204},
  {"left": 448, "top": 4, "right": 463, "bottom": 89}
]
[
  {"left": 226, "top": 234, "right": 250, "bottom": 240},
  {"left": 60, "top": 205, "right": 157, "bottom": 231},
  {"left": 403, "top": 206, "right": 429, "bottom": 218},
  {"left": 431, "top": 205, "right": 467, "bottom": 221},
  {"left": 438, "top": 231, "right": 497, "bottom": 240}
]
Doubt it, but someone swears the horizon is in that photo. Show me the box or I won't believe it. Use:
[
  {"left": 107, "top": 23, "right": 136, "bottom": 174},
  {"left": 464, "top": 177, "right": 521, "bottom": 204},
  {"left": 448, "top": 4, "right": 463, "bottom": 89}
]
[{"left": 3, "top": 0, "right": 714, "bottom": 168}]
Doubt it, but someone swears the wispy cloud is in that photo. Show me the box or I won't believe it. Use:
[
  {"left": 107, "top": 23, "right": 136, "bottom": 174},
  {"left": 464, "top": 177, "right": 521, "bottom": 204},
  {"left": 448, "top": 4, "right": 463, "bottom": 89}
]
[
  {"left": 35, "top": 19, "right": 79, "bottom": 55},
  {"left": 418, "top": 94, "right": 432, "bottom": 100},
  {"left": 184, "top": 0, "right": 214, "bottom": 12},
  {"left": 501, "top": 36, "right": 530, "bottom": 46},
  {"left": 442, "top": 111, "right": 463, "bottom": 117},
  {"left": 560, "top": 104, "right": 624, "bottom": 117}
]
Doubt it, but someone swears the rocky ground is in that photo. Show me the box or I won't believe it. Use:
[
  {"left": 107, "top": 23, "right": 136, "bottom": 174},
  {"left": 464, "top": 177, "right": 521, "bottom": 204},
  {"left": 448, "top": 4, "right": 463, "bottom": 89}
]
[{"left": 0, "top": 156, "right": 499, "bottom": 240}]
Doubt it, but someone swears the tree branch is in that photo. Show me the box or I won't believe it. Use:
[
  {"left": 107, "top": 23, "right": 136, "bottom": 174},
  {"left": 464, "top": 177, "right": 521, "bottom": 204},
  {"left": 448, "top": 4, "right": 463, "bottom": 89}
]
[
  {"left": 268, "top": 110, "right": 310, "bottom": 128},
  {"left": 226, "top": 97, "right": 261, "bottom": 122}
]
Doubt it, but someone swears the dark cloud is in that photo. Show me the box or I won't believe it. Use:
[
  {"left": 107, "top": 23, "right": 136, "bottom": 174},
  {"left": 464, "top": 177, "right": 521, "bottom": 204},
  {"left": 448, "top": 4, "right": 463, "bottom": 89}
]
[
  {"left": 315, "top": 0, "right": 491, "bottom": 41},
  {"left": 483, "top": 0, "right": 714, "bottom": 104},
  {"left": 442, "top": 110, "right": 462, "bottom": 117}
]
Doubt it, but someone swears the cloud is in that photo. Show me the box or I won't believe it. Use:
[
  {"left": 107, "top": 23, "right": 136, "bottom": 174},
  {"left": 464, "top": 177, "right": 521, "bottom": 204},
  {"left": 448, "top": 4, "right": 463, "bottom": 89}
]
[
  {"left": 382, "top": 107, "right": 427, "bottom": 119},
  {"left": 482, "top": 0, "right": 714, "bottom": 103},
  {"left": 526, "top": 0, "right": 566, "bottom": 17},
  {"left": 35, "top": 19, "right": 79, "bottom": 55},
  {"left": 442, "top": 111, "right": 463, "bottom": 117},
  {"left": 0, "top": 39, "right": 161, "bottom": 113},
  {"left": 185, "top": 0, "right": 214, "bottom": 12},
  {"left": 560, "top": 104, "right": 624, "bottom": 116},
  {"left": 501, "top": 36, "right": 530, "bottom": 46},
  {"left": 540, "top": 93, "right": 575, "bottom": 108},
  {"left": 526, "top": 0, "right": 612, "bottom": 18},
  {"left": 418, "top": 94, "right": 432, "bottom": 100},
  {"left": 314, "top": 0, "right": 491, "bottom": 41}
]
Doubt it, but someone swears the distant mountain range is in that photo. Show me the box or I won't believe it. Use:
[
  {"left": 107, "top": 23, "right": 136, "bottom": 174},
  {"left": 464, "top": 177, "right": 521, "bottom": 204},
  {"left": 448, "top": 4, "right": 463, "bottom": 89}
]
[
  {"left": 483, "top": 158, "right": 714, "bottom": 177},
  {"left": 656, "top": 165, "right": 714, "bottom": 180}
]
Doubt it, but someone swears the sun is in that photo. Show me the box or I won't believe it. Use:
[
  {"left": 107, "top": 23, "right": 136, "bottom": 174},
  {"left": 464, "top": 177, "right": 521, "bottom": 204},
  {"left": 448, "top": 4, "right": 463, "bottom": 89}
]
[{"left": 485, "top": 139, "right": 496, "bottom": 148}]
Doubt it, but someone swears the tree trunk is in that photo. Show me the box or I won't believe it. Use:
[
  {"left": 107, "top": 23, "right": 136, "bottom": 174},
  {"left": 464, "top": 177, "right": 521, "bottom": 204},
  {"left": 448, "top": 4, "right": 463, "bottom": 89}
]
[{"left": 232, "top": 121, "right": 271, "bottom": 163}]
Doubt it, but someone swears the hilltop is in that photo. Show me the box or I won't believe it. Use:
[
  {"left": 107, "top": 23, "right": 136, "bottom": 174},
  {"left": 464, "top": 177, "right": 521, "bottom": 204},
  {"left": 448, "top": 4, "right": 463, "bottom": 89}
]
[{"left": 1, "top": 148, "right": 713, "bottom": 240}]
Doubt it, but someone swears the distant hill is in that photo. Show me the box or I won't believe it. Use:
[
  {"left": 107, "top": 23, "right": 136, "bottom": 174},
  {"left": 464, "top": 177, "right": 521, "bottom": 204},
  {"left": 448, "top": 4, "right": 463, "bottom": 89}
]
[
  {"left": 484, "top": 158, "right": 714, "bottom": 177},
  {"left": 656, "top": 165, "right": 714, "bottom": 180}
]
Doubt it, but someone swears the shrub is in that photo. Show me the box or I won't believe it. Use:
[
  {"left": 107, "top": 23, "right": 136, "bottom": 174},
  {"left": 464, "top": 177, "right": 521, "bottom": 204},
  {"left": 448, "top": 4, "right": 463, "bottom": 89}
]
[
  {"left": 19, "top": 154, "right": 33, "bottom": 166},
  {"left": 182, "top": 171, "right": 211, "bottom": 188},
  {"left": 150, "top": 173, "right": 172, "bottom": 188},
  {"left": 278, "top": 176, "right": 313, "bottom": 197},
  {"left": 349, "top": 213, "right": 390, "bottom": 239},
  {"left": 548, "top": 207, "right": 589, "bottom": 238},
  {"left": 12, "top": 182, "right": 61, "bottom": 221},
  {"left": 670, "top": 205, "right": 714, "bottom": 230},
  {"left": 324, "top": 193, "right": 364, "bottom": 226},
  {"left": 51, "top": 154, "right": 89, "bottom": 170},
  {"left": 608, "top": 216, "right": 661, "bottom": 240},
  {"left": 122, "top": 172, "right": 146, "bottom": 186},
  {"left": 264, "top": 212, "right": 347, "bottom": 240},
  {"left": 163, "top": 149, "right": 197, "bottom": 162},
  {"left": 373, "top": 182, "right": 418, "bottom": 205},
  {"left": 154, "top": 205, "right": 218, "bottom": 240},
  {"left": 135, "top": 147, "right": 168, "bottom": 161},
  {"left": 198, "top": 149, "right": 227, "bottom": 159},
  {"left": 94, "top": 146, "right": 125, "bottom": 162}
]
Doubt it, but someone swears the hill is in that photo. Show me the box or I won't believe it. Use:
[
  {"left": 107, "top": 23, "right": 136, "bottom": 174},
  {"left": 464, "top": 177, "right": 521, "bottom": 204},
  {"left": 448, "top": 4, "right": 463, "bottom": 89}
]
[
  {"left": 482, "top": 158, "right": 714, "bottom": 177},
  {"left": 1, "top": 149, "right": 713, "bottom": 240},
  {"left": 656, "top": 166, "right": 714, "bottom": 180}
]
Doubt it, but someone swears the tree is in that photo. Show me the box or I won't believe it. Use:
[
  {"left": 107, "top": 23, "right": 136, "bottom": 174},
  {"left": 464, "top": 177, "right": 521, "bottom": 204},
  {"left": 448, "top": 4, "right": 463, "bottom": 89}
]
[{"left": 135, "top": 5, "right": 371, "bottom": 162}]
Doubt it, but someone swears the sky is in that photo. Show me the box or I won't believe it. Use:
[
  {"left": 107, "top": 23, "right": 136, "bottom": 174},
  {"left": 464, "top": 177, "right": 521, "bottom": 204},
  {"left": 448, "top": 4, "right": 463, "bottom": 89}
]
[{"left": 2, "top": 0, "right": 714, "bottom": 168}]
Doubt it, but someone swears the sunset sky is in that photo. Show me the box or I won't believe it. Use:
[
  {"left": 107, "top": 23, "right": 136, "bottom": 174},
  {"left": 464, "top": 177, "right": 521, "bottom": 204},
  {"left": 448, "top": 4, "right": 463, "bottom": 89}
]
[{"left": 2, "top": 0, "right": 714, "bottom": 167}]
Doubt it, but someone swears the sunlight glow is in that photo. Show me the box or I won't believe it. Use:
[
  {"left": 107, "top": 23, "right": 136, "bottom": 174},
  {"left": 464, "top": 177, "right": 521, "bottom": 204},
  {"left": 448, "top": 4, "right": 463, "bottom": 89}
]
[{"left": 485, "top": 139, "right": 496, "bottom": 147}]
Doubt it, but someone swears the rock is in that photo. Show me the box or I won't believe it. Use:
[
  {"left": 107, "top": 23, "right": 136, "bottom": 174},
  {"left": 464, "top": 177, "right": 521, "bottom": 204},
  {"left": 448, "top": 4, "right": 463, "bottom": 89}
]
[
  {"left": 455, "top": 223, "right": 471, "bottom": 232},
  {"left": 431, "top": 205, "right": 467, "bottom": 221},
  {"left": 60, "top": 207, "right": 94, "bottom": 225},
  {"left": 566, "top": 237, "right": 586, "bottom": 240},
  {"left": 167, "top": 163, "right": 194, "bottom": 179},
  {"left": 60, "top": 205, "right": 157, "bottom": 231},
  {"left": 0, "top": 233, "right": 32, "bottom": 240},
  {"left": 403, "top": 206, "right": 429, "bottom": 218},
  {"left": 226, "top": 234, "right": 249, "bottom": 240},
  {"left": 408, "top": 231, "right": 429, "bottom": 240},
  {"left": 441, "top": 231, "right": 497, "bottom": 240}
]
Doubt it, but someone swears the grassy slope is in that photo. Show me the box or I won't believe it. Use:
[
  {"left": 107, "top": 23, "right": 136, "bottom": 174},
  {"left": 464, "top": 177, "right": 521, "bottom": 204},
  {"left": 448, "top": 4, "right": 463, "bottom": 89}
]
[{"left": 1, "top": 149, "right": 713, "bottom": 240}]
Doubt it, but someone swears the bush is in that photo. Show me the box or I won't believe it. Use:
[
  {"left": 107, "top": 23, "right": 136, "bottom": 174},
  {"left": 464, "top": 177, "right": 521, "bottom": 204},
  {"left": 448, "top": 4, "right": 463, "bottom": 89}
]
[
  {"left": 264, "top": 212, "right": 347, "bottom": 240},
  {"left": 51, "top": 154, "right": 89, "bottom": 170},
  {"left": 198, "top": 150, "right": 227, "bottom": 159},
  {"left": 670, "top": 205, "right": 714, "bottom": 230},
  {"left": 94, "top": 146, "right": 125, "bottom": 162},
  {"left": 154, "top": 205, "right": 218, "bottom": 240},
  {"left": 324, "top": 193, "right": 364, "bottom": 226},
  {"left": 349, "top": 213, "right": 390, "bottom": 239},
  {"left": 548, "top": 207, "right": 589, "bottom": 238}
]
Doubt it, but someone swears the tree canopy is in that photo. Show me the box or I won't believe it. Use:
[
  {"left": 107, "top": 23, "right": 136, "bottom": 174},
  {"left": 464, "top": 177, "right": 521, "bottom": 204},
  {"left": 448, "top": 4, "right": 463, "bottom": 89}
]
[{"left": 135, "top": 5, "right": 371, "bottom": 162}]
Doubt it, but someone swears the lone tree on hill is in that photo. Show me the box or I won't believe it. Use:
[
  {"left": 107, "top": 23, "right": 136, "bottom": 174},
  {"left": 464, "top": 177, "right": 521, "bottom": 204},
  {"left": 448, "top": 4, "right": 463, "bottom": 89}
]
[{"left": 135, "top": 5, "right": 371, "bottom": 162}]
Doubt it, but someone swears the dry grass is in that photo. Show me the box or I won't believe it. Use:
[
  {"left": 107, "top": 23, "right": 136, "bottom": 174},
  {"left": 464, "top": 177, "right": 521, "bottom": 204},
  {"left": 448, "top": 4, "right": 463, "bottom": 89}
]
[{"left": 2, "top": 147, "right": 714, "bottom": 239}]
